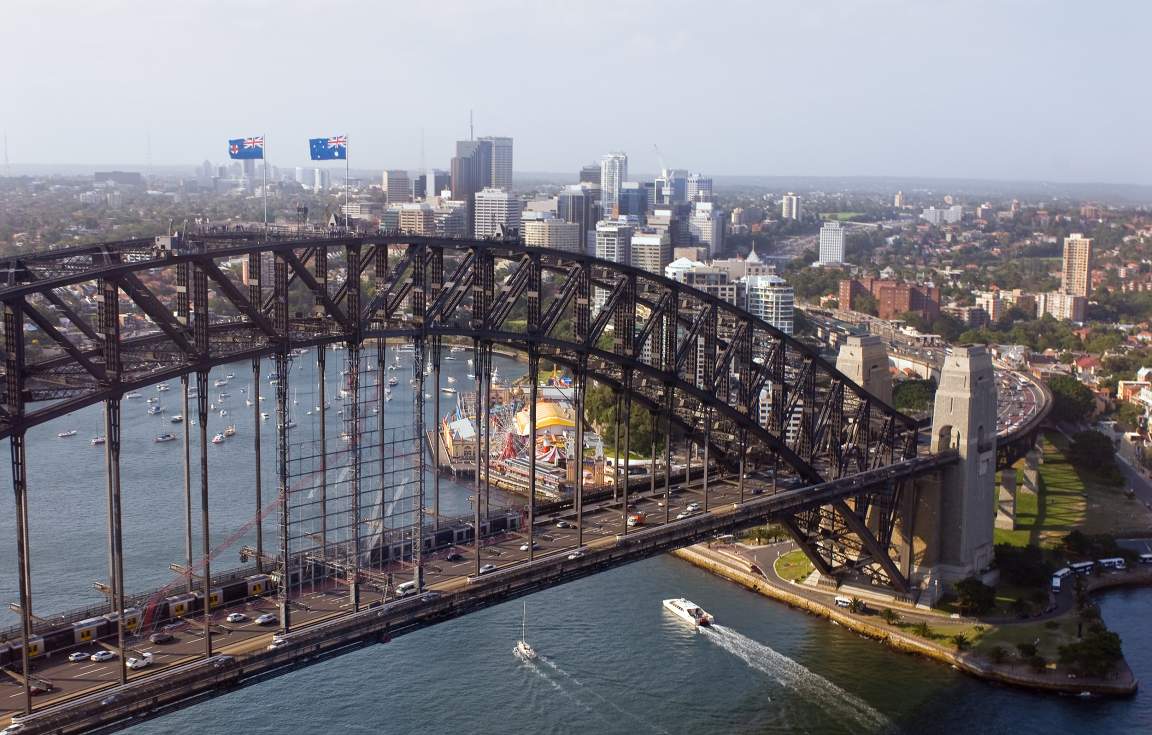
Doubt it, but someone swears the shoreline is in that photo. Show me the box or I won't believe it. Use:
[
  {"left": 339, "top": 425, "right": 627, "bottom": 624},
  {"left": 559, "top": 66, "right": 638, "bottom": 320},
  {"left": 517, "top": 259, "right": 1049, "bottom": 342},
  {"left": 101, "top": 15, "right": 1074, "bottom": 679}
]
[{"left": 672, "top": 545, "right": 1140, "bottom": 697}]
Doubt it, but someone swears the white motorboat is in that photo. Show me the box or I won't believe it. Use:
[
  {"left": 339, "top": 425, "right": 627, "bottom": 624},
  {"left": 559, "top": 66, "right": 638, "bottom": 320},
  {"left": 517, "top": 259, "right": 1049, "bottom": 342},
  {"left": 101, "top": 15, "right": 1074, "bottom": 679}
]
[
  {"left": 57, "top": 429, "right": 78, "bottom": 438},
  {"left": 261, "top": 412, "right": 270, "bottom": 420},
  {"left": 662, "top": 598, "right": 713, "bottom": 627},
  {"left": 124, "top": 392, "right": 142, "bottom": 400},
  {"left": 155, "top": 433, "right": 177, "bottom": 443},
  {"left": 147, "top": 405, "right": 162, "bottom": 415},
  {"left": 211, "top": 433, "right": 225, "bottom": 444},
  {"left": 214, "top": 378, "right": 228, "bottom": 387},
  {"left": 447, "top": 376, "right": 456, "bottom": 384},
  {"left": 91, "top": 436, "right": 106, "bottom": 445},
  {"left": 170, "top": 415, "right": 183, "bottom": 423},
  {"left": 441, "top": 387, "right": 457, "bottom": 395},
  {"left": 513, "top": 602, "right": 537, "bottom": 662},
  {"left": 223, "top": 425, "right": 236, "bottom": 438},
  {"left": 156, "top": 383, "right": 170, "bottom": 392}
]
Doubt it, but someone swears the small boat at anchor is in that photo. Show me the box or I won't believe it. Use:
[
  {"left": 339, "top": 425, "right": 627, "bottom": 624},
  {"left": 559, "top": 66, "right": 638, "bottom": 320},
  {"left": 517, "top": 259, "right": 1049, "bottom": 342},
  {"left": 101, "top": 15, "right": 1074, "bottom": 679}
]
[
  {"left": 170, "top": 415, "right": 184, "bottom": 423},
  {"left": 662, "top": 598, "right": 714, "bottom": 628},
  {"left": 154, "top": 433, "right": 177, "bottom": 443},
  {"left": 147, "top": 405, "right": 162, "bottom": 415},
  {"left": 211, "top": 433, "right": 225, "bottom": 444},
  {"left": 57, "top": 430, "right": 78, "bottom": 438},
  {"left": 223, "top": 425, "right": 236, "bottom": 438},
  {"left": 91, "top": 436, "right": 106, "bottom": 446}
]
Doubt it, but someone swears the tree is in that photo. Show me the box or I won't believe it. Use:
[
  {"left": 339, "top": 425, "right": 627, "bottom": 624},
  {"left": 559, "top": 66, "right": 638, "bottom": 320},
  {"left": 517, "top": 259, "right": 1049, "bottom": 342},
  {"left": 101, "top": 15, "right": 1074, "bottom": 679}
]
[
  {"left": 955, "top": 577, "right": 997, "bottom": 616},
  {"left": 1048, "top": 374, "right": 1095, "bottom": 424},
  {"left": 1059, "top": 630, "right": 1123, "bottom": 678},
  {"left": 1068, "top": 430, "right": 1124, "bottom": 486},
  {"left": 989, "top": 646, "right": 1009, "bottom": 665},
  {"left": 854, "top": 292, "right": 879, "bottom": 317},
  {"left": 892, "top": 378, "right": 937, "bottom": 413}
]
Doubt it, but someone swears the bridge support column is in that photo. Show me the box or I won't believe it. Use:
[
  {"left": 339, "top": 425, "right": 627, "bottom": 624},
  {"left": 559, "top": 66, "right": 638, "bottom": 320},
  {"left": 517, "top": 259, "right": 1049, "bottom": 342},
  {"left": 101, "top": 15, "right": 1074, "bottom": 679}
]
[
  {"left": 196, "top": 369, "right": 212, "bottom": 656},
  {"left": 275, "top": 351, "right": 291, "bottom": 633},
  {"left": 431, "top": 337, "right": 441, "bottom": 531},
  {"left": 702, "top": 409, "right": 711, "bottom": 512},
  {"left": 907, "top": 345, "right": 998, "bottom": 602},
  {"left": 317, "top": 346, "right": 328, "bottom": 557},
  {"left": 835, "top": 335, "right": 892, "bottom": 406},
  {"left": 181, "top": 374, "right": 194, "bottom": 593},
  {"left": 621, "top": 371, "right": 632, "bottom": 533},
  {"left": 10, "top": 432, "right": 33, "bottom": 716},
  {"left": 103, "top": 397, "right": 128, "bottom": 685},
  {"left": 528, "top": 349, "right": 539, "bottom": 558},
  {"left": 412, "top": 335, "right": 425, "bottom": 593},
  {"left": 348, "top": 340, "right": 362, "bottom": 612},
  {"left": 612, "top": 391, "right": 621, "bottom": 502},
  {"left": 473, "top": 338, "right": 484, "bottom": 576},
  {"left": 252, "top": 358, "right": 264, "bottom": 573},
  {"left": 996, "top": 469, "right": 1018, "bottom": 530}
]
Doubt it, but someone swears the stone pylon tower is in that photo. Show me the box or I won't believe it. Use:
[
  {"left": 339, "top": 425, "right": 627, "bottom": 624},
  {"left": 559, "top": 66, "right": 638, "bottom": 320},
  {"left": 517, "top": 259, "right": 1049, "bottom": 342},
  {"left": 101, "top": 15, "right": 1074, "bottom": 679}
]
[
  {"left": 835, "top": 335, "right": 892, "bottom": 405},
  {"left": 916, "top": 345, "right": 998, "bottom": 589}
]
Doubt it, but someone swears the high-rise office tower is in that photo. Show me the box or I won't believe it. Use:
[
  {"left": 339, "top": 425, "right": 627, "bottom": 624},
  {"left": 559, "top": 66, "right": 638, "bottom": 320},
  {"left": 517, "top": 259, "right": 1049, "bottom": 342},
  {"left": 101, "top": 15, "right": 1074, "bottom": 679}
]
[
  {"left": 686, "top": 173, "right": 713, "bottom": 202},
  {"left": 618, "top": 181, "right": 647, "bottom": 221},
  {"left": 312, "top": 168, "right": 330, "bottom": 193},
  {"left": 473, "top": 187, "right": 521, "bottom": 238},
  {"left": 451, "top": 139, "right": 492, "bottom": 235},
  {"left": 579, "top": 164, "right": 601, "bottom": 186},
  {"left": 382, "top": 169, "right": 410, "bottom": 204},
  {"left": 1061, "top": 233, "right": 1092, "bottom": 297},
  {"left": 523, "top": 219, "right": 583, "bottom": 253},
  {"left": 630, "top": 230, "right": 672, "bottom": 275},
  {"left": 558, "top": 186, "right": 599, "bottom": 254},
  {"left": 781, "top": 192, "right": 801, "bottom": 220},
  {"left": 600, "top": 152, "right": 628, "bottom": 218},
  {"left": 480, "top": 136, "right": 513, "bottom": 191},
  {"left": 594, "top": 220, "right": 633, "bottom": 309},
  {"left": 818, "top": 220, "right": 845, "bottom": 265},
  {"left": 688, "top": 201, "right": 723, "bottom": 258},
  {"left": 893, "top": 190, "right": 905, "bottom": 207},
  {"left": 655, "top": 169, "right": 688, "bottom": 205}
]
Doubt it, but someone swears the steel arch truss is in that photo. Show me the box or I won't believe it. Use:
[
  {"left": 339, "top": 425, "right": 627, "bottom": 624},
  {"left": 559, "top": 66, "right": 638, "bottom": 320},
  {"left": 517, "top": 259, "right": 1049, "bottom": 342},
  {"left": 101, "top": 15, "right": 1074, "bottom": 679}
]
[{"left": 0, "top": 231, "right": 924, "bottom": 590}]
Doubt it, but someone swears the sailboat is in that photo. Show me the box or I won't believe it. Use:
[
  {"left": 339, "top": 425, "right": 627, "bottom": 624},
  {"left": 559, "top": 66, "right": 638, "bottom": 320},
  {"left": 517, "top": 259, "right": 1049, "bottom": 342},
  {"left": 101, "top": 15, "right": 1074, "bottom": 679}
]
[{"left": 513, "top": 602, "right": 536, "bottom": 661}]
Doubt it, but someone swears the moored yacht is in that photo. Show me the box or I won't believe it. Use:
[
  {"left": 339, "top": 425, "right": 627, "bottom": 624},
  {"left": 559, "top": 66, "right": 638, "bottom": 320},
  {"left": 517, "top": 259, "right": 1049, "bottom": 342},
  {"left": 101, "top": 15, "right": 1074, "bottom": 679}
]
[{"left": 662, "top": 598, "right": 714, "bottom": 627}]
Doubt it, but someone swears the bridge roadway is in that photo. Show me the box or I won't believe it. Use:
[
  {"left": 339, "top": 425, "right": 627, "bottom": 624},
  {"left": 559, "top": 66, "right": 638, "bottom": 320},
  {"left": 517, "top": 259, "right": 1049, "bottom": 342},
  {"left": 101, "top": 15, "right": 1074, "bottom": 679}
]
[{"left": 0, "top": 451, "right": 954, "bottom": 734}]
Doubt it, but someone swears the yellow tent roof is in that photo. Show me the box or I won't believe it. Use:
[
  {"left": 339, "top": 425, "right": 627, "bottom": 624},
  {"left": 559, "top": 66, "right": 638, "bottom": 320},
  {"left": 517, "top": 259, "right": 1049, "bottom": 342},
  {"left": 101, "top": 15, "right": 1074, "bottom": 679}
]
[{"left": 514, "top": 401, "right": 575, "bottom": 436}]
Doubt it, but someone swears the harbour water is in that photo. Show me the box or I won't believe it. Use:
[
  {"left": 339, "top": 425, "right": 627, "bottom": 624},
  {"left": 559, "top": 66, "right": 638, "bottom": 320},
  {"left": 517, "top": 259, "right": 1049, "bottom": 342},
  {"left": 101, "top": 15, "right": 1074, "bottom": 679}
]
[{"left": 1, "top": 349, "right": 1150, "bottom": 732}]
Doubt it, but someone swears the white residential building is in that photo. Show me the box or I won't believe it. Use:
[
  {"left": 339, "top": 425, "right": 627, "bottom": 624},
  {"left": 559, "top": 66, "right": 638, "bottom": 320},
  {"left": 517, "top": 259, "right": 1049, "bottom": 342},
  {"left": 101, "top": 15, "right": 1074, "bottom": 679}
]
[
  {"left": 781, "top": 192, "right": 801, "bottom": 220},
  {"left": 688, "top": 201, "right": 723, "bottom": 257},
  {"left": 818, "top": 220, "right": 845, "bottom": 265},
  {"left": 744, "top": 274, "right": 794, "bottom": 335},
  {"left": 523, "top": 218, "right": 583, "bottom": 253},
  {"left": 473, "top": 187, "right": 521, "bottom": 239}
]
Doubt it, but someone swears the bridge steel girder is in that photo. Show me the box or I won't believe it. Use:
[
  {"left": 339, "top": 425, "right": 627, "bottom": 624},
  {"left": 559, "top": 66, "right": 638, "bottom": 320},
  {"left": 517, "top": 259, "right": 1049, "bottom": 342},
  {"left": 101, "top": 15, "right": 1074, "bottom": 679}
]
[{"left": 0, "top": 232, "right": 947, "bottom": 599}]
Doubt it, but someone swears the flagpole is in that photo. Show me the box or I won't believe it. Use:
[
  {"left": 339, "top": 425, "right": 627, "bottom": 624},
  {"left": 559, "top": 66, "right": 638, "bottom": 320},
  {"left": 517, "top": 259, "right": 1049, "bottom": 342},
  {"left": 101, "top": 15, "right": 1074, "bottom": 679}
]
[
  {"left": 344, "top": 134, "right": 350, "bottom": 231},
  {"left": 263, "top": 132, "right": 269, "bottom": 239}
]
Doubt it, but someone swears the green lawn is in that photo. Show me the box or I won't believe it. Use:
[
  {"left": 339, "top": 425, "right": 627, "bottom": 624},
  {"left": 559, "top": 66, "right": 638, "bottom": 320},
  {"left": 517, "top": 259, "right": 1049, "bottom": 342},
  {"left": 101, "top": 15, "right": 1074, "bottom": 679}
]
[
  {"left": 819, "top": 212, "right": 866, "bottom": 222},
  {"left": 994, "top": 431, "right": 1152, "bottom": 548},
  {"left": 774, "top": 549, "right": 815, "bottom": 582}
]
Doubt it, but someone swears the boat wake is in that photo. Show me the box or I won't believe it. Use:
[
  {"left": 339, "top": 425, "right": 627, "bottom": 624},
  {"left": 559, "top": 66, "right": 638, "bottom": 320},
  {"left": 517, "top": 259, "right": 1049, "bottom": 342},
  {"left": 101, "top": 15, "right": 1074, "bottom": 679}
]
[
  {"left": 538, "top": 655, "right": 669, "bottom": 734},
  {"left": 701, "top": 625, "right": 892, "bottom": 732}
]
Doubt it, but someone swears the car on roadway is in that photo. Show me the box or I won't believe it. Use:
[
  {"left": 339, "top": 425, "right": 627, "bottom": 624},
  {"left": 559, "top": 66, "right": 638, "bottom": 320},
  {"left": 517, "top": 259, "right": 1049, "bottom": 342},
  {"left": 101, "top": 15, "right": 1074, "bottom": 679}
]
[
  {"left": 567, "top": 550, "right": 585, "bottom": 560},
  {"left": 126, "top": 652, "right": 153, "bottom": 670},
  {"left": 519, "top": 541, "right": 539, "bottom": 552},
  {"left": 255, "top": 613, "right": 277, "bottom": 625},
  {"left": 267, "top": 634, "right": 286, "bottom": 650},
  {"left": 90, "top": 650, "right": 115, "bottom": 662},
  {"left": 149, "top": 631, "right": 175, "bottom": 644},
  {"left": 555, "top": 520, "right": 572, "bottom": 529},
  {"left": 67, "top": 651, "right": 89, "bottom": 662},
  {"left": 445, "top": 551, "right": 464, "bottom": 562},
  {"left": 676, "top": 511, "right": 693, "bottom": 520},
  {"left": 1, "top": 723, "right": 25, "bottom": 735},
  {"left": 478, "top": 563, "right": 497, "bottom": 574},
  {"left": 226, "top": 612, "right": 248, "bottom": 623},
  {"left": 685, "top": 502, "right": 701, "bottom": 513}
]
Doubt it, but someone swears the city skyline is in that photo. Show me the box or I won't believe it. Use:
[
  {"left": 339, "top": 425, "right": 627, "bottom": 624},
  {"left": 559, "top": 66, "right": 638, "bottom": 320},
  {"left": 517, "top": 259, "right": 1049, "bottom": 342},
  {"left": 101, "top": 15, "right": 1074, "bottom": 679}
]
[{"left": 3, "top": 1, "right": 1152, "bottom": 184}]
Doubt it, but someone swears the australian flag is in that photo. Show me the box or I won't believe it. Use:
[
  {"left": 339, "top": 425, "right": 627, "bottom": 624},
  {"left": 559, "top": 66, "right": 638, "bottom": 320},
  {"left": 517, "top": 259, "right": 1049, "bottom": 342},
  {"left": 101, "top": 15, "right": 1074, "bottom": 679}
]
[
  {"left": 309, "top": 135, "right": 347, "bottom": 160},
  {"left": 228, "top": 136, "right": 264, "bottom": 160}
]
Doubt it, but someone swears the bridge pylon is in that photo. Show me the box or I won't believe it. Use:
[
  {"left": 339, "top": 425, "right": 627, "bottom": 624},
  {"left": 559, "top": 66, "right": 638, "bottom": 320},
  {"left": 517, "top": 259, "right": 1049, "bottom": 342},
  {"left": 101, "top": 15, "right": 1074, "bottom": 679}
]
[
  {"left": 898, "top": 345, "right": 997, "bottom": 604},
  {"left": 835, "top": 335, "right": 892, "bottom": 405}
]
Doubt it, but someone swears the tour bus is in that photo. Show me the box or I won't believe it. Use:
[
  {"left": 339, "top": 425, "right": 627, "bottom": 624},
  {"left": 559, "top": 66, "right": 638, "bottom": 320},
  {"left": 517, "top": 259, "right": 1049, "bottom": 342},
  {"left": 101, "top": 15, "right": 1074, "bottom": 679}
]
[
  {"left": 1051, "top": 567, "right": 1072, "bottom": 593},
  {"left": 1069, "top": 561, "right": 1095, "bottom": 576},
  {"left": 1140, "top": 553, "right": 1152, "bottom": 565},
  {"left": 1098, "top": 557, "right": 1127, "bottom": 571}
]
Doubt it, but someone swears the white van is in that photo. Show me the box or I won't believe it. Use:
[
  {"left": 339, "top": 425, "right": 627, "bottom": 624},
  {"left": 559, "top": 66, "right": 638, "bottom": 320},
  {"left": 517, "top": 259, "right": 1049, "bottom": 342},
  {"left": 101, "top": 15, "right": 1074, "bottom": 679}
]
[
  {"left": 1139, "top": 553, "right": 1152, "bottom": 565},
  {"left": 833, "top": 596, "right": 852, "bottom": 609},
  {"left": 395, "top": 581, "right": 419, "bottom": 597}
]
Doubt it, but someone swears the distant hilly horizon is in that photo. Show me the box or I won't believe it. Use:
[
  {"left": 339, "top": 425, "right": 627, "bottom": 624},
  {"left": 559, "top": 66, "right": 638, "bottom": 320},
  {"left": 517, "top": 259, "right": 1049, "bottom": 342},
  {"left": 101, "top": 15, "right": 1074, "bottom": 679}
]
[{"left": 5, "top": 163, "right": 1152, "bottom": 204}]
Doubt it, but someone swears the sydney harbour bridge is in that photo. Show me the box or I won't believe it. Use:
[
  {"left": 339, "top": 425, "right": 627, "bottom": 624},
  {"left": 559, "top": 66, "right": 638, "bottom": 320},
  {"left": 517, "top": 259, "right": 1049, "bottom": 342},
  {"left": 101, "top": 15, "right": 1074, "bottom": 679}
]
[{"left": 0, "top": 228, "right": 1048, "bottom": 733}]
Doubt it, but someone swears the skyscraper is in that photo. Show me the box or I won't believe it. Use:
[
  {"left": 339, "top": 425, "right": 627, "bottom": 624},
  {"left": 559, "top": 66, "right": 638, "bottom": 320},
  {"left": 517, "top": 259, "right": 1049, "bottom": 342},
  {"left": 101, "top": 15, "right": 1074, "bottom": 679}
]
[
  {"left": 818, "top": 220, "right": 845, "bottom": 265},
  {"left": 781, "top": 193, "right": 801, "bottom": 220},
  {"left": 655, "top": 169, "right": 687, "bottom": 205},
  {"left": 480, "top": 136, "right": 513, "bottom": 191},
  {"left": 686, "top": 173, "right": 713, "bottom": 202},
  {"left": 382, "top": 170, "right": 410, "bottom": 204},
  {"left": 451, "top": 139, "right": 492, "bottom": 236},
  {"left": 618, "top": 181, "right": 647, "bottom": 221},
  {"left": 630, "top": 230, "right": 672, "bottom": 275},
  {"left": 473, "top": 187, "right": 521, "bottom": 238},
  {"left": 1061, "top": 233, "right": 1092, "bottom": 297},
  {"left": 523, "top": 219, "right": 583, "bottom": 253},
  {"left": 594, "top": 220, "right": 633, "bottom": 309},
  {"left": 579, "top": 164, "right": 601, "bottom": 186},
  {"left": 600, "top": 152, "right": 628, "bottom": 218},
  {"left": 688, "top": 201, "right": 723, "bottom": 258}
]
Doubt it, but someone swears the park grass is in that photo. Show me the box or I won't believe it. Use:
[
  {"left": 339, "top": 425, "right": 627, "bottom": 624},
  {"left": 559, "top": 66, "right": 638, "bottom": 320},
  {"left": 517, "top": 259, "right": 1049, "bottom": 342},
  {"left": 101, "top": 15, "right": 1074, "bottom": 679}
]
[
  {"left": 995, "top": 431, "right": 1152, "bottom": 549},
  {"left": 819, "top": 212, "right": 866, "bottom": 221},
  {"left": 972, "top": 610, "right": 1083, "bottom": 662},
  {"left": 774, "top": 549, "right": 815, "bottom": 582}
]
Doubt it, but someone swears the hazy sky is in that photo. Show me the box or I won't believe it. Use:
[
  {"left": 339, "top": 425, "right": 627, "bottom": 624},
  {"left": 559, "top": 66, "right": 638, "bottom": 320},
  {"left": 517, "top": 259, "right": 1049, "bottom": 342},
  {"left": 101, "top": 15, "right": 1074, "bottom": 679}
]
[{"left": 3, "top": 0, "right": 1150, "bottom": 184}]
